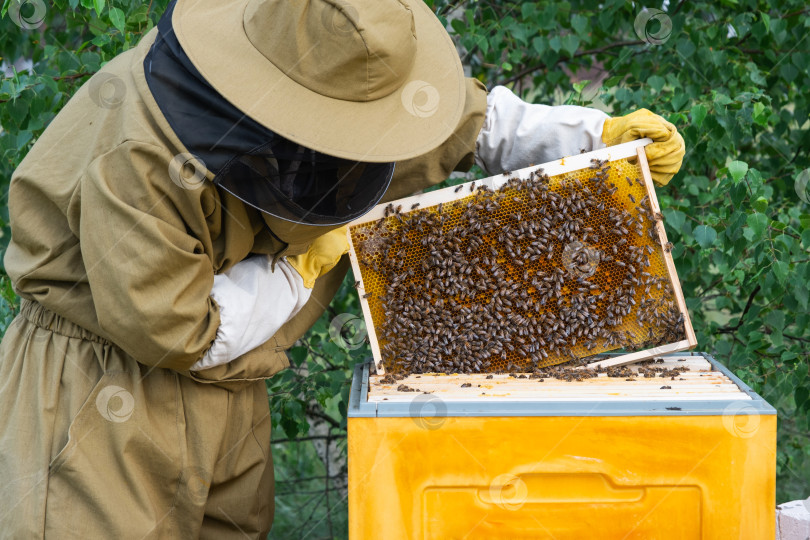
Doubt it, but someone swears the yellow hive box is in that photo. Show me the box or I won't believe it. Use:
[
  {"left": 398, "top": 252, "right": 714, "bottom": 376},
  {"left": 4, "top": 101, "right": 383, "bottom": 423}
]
[{"left": 348, "top": 353, "right": 776, "bottom": 539}]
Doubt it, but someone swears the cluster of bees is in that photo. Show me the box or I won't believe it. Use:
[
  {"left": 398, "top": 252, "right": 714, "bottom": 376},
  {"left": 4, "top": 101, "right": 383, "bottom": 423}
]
[
  {"left": 522, "top": 358, "right": 691, "bottom": 383},
  {"left": 376, "top": 359, "right": 692, "bottom": 388},
  {"left": 352, "top": 158, "right": 687, "bottom": 374}
]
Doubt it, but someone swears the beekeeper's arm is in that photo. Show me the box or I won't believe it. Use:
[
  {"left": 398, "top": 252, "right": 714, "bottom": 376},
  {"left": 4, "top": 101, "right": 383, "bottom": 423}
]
[
  {"left": 188, "top": 228, "right": 347, "bottom": 371},
  {"left": 382, "top": 78, "right": 489, "bottom": 201},
  {"left": 475, "top": 85, "right": 684, "bottom": 186},
  {"left": 80, "top": 140, "right": 344, "bottom": 371}
]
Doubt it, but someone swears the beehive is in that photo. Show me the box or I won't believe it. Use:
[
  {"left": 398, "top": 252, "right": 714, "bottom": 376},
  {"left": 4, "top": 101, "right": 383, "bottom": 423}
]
[
  {"left": 348, "top": 139, "right": 696, "bottom": 375},
  {"left": 347, "top": 353, "right": 777, "bottom": 539}
]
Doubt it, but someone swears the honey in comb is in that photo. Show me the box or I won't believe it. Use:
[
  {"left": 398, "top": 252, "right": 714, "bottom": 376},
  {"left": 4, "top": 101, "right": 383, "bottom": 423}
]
[{"left": 351, "top": 158, "right": 687, "bottom": 374}]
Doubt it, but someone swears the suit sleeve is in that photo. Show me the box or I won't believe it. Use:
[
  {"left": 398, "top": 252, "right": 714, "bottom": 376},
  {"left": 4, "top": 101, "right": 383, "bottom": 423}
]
[
  {"left": 78, "top": 141, "right": 220, "bottom": 370},
  {"left": 188, "top": 255, "right": 311, "bottom": 371},
  {"left": 474, "top": 85, "right": 609, "bottom": 174},
  {"left": 382, "top": 77, "right": 488, "bottom": 201}
]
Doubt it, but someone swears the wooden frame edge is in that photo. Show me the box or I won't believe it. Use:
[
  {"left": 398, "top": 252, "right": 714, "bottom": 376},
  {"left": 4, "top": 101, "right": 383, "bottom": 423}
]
[
  {"left": 346, "top": 228, "right": 386, "bottom": 375},
  {"left": 583, "top": 340, "right": 693, "bottom": 370},
  {"left": 636, "top": 147, "right": 698, "bottom": 349}
]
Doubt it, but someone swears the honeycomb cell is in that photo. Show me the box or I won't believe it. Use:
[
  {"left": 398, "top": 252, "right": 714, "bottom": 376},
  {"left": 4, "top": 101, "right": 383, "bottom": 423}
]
[{"left": 349, "top": 158, "right": 687, "bottom": 374}]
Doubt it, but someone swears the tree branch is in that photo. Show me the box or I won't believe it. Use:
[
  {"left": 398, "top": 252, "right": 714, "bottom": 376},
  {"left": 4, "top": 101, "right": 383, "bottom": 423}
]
[
  {"left": 276, "top": 473, "right": 345, "bottom": 484},
  {"left": 499, "top": 40, "right": 645, "bottom": 86},
  {"left": 672, "top": 0, "right": 688, "bottom": 15},
  {"left": 272, "top": 434, "right": 346, "bottom": 444},
  {"left": 783, "top": 333, "right": 810, "bottom": 343},
  {"left": 717, "top": 285, "right": 761, "bottom": 334},
  {"left": 53, "top": 71, "right": 94, "bottom": 81},
  {"left": 306, "top": 408, "right": 342, "bottom": 429},
  {"left": 0, "top": 71, "right": 94, "bottom": 104},
  {"left": 697, "top": 275, "right": 726, "bottom": 296}
]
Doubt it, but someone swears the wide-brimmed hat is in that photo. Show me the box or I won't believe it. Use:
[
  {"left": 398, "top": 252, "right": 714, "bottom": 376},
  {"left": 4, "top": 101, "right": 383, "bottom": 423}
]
[{"left": 172, "top": 0, "right": 466, "bottom": 163}]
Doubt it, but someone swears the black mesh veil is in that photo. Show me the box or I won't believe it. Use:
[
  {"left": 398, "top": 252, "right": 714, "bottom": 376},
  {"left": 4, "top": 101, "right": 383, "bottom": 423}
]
[
  {"left": 145, "top": 1, "right": 393, "bottom": 226},
  {"left": 215, "top": 139, "right": 394, "bottom": 225}
]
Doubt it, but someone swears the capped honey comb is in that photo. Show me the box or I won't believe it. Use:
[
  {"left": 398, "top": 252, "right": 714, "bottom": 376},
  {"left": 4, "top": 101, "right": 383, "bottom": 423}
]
[{"left": 348, "top": 143, "right": 696, "bottom": 375}]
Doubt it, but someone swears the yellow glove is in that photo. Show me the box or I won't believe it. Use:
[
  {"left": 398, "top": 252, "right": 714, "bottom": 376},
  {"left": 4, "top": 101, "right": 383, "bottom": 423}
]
[
  {"left": 602, "top": 109, "right": 685, "bottom": 186},
  {"left": 287, "top": 226, "right": 349, "bottom": 288}
]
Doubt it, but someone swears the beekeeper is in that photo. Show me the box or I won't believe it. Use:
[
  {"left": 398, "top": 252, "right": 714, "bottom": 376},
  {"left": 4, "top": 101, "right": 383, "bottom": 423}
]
[{"left": 0, "top": 0, "right": 684, "bottom": 536}]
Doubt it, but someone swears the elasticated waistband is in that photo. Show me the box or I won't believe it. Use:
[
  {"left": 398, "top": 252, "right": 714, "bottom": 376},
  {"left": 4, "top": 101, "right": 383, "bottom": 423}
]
[{"left": 19, "top": 298, "right": 113, "bottom": 346}]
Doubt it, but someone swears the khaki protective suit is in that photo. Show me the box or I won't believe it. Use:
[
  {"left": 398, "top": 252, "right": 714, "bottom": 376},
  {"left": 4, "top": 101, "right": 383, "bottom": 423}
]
[{"left": 0, "top": 28, "right": 486, "bottom": 538}]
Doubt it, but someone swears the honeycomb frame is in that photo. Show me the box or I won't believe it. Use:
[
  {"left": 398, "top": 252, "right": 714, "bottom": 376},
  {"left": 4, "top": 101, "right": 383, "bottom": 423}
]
[{"left": 348, "top": 139, "right": 697, "bottom": 375}]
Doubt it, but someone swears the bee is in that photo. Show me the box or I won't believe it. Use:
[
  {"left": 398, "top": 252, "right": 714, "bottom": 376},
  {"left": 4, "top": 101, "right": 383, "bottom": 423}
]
[
  {"left": 411, "top": 203, "right": 420, "bottom": 210},
  {"left": 454, "top": 185, "right": 463, "bottom": 193},
  {"left": 353, "top": 280, "right": 361, "bottom": 289},
  {"left": 664, "top": 242, "right": 674, "bottom": 253}
]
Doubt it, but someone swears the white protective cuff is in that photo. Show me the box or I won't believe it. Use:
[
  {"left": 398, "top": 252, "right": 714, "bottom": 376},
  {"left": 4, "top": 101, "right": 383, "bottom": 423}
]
[
  {"left": 475, "top": 85, "right": 610, "bottom": 174},
  {"left": 190, "top": 255, "right": 311, "bottom": 371}
]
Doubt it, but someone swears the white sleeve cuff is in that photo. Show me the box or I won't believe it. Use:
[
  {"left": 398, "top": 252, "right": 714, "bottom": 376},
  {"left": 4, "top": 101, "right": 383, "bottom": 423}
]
[
  {"left": 475, "top": 85, "right": 609, "bottom": 174},
  {"left": 190, "top": 256, "right": 311, "bottom": 371}
]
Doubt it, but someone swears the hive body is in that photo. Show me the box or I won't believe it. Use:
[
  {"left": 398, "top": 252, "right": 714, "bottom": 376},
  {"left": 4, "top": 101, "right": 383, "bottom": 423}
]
[{"left": 347, "top": 354, "right": 776, "bottom": 539}]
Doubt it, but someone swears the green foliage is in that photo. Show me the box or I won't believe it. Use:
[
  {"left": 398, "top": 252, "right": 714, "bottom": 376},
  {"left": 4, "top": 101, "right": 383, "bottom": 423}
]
[
  {"left": 267, "top": 271, "right": 369, "bottom": 443},
  {"left": 266, "top": 272, "right": 365, "bottom": 539},
  {"left": 1, "top": 0, "right": 808, "bottom": 535},
  {"left": 0, "top": 275, "right": 18, "bottom": 334},
  {"left": 0, "top": 0, "right": 169, "bottom": 244}
]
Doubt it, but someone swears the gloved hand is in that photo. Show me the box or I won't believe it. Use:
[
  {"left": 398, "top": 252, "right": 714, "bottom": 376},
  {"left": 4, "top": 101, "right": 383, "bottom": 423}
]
[
  {"left": 602, "top": 109, "right": 685, "bottom": 186},
  {"left": 286, "top": 226, "right": 349, "bottom": 288}
]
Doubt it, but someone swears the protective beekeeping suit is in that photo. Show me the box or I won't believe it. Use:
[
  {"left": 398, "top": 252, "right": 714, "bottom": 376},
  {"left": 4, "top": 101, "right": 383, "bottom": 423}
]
[{"left": 0, "top": 0, "right": 683, "bottom": 536}]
